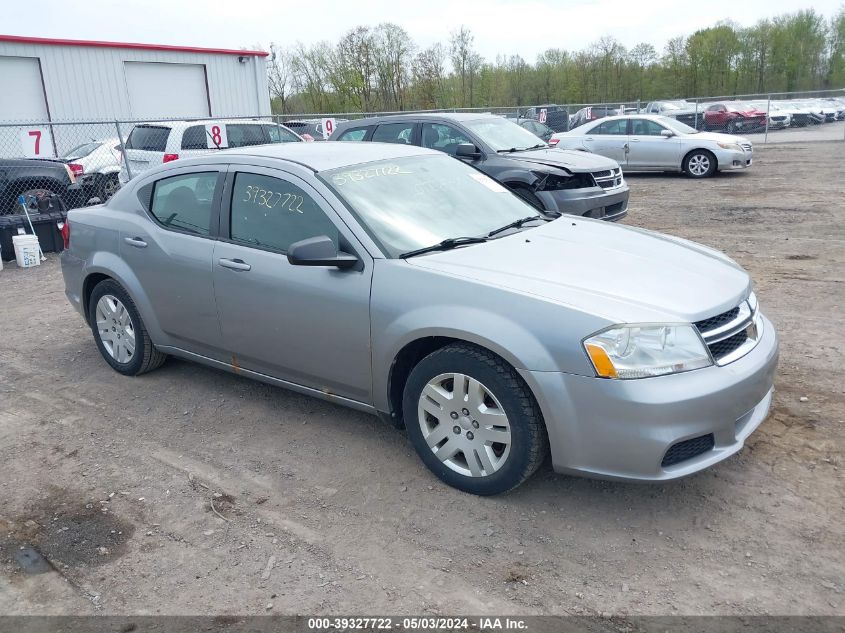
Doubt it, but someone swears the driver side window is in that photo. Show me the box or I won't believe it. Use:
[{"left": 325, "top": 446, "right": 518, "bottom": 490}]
[
  {"left": 631, "top": 119, "right": 667, "bottom": 136},
  {"left": 421, "top": 123, "right": 472, "bottom": 155}
]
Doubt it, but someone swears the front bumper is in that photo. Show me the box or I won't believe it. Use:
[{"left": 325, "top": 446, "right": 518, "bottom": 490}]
[
  {"left": 519, "top": 313, "right": 779, "bottom": 481},
  {"left": 715, "top": 147, "right": 753, "bottom": 171},
  {"left": 538, "top": 183, "right": 629, "bottom": 222}
]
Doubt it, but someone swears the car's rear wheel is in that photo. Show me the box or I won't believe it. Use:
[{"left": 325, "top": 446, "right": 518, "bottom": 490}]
[
  {"left": 98, "top": 174, "right": 121, "bottom": 201},
  {"left": 19, "top": 188, "right": 59, "bottom": 212},
  {"left": 683, "top": 150, "right": 717, "bottom": 178},
  {"left": 88, "top": 279, "right": 166, "bottom": 376},
  {"left": 403, "top": 343, "right": 548, "bottom": 495}
]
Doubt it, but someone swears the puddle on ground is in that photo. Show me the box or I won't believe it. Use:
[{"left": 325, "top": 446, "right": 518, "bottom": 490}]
[{"left": 1, "top": 488, "right": 136, "bottom": 574}]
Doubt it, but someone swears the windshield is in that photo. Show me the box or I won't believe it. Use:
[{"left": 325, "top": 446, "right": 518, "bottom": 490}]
[
  {"left": 660, "top": 117, "right": 699, "bottom": 135},
  {"left": 320, "top": 154, "right": 541, "bottom": 258},
  {"left": 463, "top": 117, "right": 547, "bottom": 151},
  {"left": 63, "top": 142, "right": 101, "bottom": 159}
]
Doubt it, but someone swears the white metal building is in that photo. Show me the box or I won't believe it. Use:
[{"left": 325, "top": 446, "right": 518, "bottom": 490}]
[{"left": 0, "top": 34, "right": 270, "bottom": 122}]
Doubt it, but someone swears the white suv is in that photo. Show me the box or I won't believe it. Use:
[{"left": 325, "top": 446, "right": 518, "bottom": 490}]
[{"left": 119, "top": 119, "right": 302, "bottom": 183}]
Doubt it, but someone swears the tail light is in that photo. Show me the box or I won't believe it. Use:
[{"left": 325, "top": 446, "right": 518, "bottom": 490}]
[
  {"left": 548, "top": 138, "right": 560, "bottom": 146},
  {"left": 59, "top": 219, "right": 70, "bottom": 249},
  {"left": 63, "top": 164, "right": 77, "bottom": 184},
  {"left": 68, "top": 163, "right": 84, "bottom": 178},
  {"left": 163, "top": 153, "right": 179, "bottom": 163}
]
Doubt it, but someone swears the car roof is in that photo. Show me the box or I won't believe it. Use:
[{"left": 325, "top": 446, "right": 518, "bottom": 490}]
[
  {"left": 337, "top": 112, "right": 500, "bottom": 128},
  {"left": 214, "top": 140, "right": 438, "bottom": 172},
  {"left": 133, "top": 119, "right": 285, "bottom": 130}
]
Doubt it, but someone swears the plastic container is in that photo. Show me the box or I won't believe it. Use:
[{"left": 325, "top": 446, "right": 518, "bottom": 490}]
[
  {"left": 0, "top": 211, "right": 67, "bottom": 261},
  {"left": 13, "top": 234, "right": 41, "bottom": 268}
]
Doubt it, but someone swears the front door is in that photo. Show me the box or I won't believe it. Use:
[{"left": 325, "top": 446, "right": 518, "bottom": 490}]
[
  {"left": 119, "top": 166, "right": 225, "bottom": 359},
  {"left": 212, "top": 166, "right": 373, "bottom": 403},
  {"left": 626, "top": 118, "right": 681, "bottom": 170}
]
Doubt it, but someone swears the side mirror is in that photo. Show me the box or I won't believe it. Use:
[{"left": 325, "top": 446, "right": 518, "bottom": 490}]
[
  {"left": 455, "top": 143, "right": 482, "bottom": 159},
  {"left": 660, "top": 129, "right": 675, "bottom": 138},
  {"left": 287, "top": 235, "right": 358, "bottom": 269}
]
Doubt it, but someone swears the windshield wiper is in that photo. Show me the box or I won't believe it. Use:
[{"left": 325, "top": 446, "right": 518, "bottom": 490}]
[
  {"left": 486, "top": 215, "right": 549, "bottom": 238},
  {"left": 497, "top": 143, "right": 548, "bottom": 153},
  {"left": 400, "top": 236, "right": 489, "bottom": 259}
]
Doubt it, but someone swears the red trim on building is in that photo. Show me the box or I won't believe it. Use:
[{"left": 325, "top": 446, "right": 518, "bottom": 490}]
[{"left": 0, "top": 34, "right": 268, "bottom": 57}]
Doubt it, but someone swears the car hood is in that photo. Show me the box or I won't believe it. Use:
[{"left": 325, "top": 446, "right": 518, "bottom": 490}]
[
  {"left": 407, "top": 219, "right": 750, "bottom": 324},
  {"left": 505, "top": 148, "right": 620, "bottom": 172},
  {"left": 683, "top": 131, "right": 752, "bottom": 145}
]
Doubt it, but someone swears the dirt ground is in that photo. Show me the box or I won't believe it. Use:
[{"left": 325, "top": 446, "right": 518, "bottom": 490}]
[{"left": 0, "top": 141, "right": 843, "bottom": 617}]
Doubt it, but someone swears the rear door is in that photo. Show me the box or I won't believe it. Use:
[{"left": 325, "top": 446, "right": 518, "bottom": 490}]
[
  {"left": 123, "top": 125, "right": 171, "bottom": 178},
  {"left": 626, "top": 118, "right": 681, "bottom": 170},
  {"left": 579, "top": 119, "right": 629, "bottom": 165},
  {"left": 120, "top": 165, "right": 226, "bottom": 358}
]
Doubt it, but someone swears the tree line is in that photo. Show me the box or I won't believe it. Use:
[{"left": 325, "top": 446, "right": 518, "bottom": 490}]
[{"left": 266, "top": 7, "right": 845, "bottom": 115}]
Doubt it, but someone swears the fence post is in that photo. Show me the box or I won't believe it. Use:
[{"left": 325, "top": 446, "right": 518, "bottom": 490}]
[
  {"left": 694, "top": 98, "right": 699, "bottom": 130},
  {"left": 115, "top": 121, "right": 131, "bottom": 181},
  {"left": 764, "top": 95, "right": 771, "bottom": 145}
]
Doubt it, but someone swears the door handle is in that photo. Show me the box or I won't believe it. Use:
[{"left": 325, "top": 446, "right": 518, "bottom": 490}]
[
  {"left": 584, "top": 137, "right": 594, "bottom": 141},
  {"left": 218, "top": 258, "right": 251, "bottom": 271},
  {"left": 124, "top": 237, "right": 147, "bottom": 248},
  {"left": 629, "top": 138, "right": 641, "bottom": 142}
]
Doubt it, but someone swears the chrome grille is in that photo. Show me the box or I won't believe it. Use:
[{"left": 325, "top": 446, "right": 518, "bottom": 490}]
[
  {"left": 593, "top": 167, "right": 623, "bottom": 189},
  {"left": 694, "top": 298, "right": 761, "bottom": 365},
  {"left": 740, "top": 142, "right": 753, "bottom": 153}
]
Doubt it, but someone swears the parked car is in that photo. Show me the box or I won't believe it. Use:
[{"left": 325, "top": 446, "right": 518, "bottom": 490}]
[
  {"left": 569, "top": 106, "right": 619, "bottom": 129},
  {"left": 643, "top": 100, "right": 703, "bottom": 129},
  {"left": 775, "top": 102, "right": 815, "bottom": 126},
  {"left": 62, "top": 142, "right": 778, "bottom": 494},
  {"left": 522, "top": 105, "right": 569, "bottom": 132},
  {"left": 702, "top": 102, "right": 767, "bottom": 133},
  {"left": 517, "top": 118, "right": 556, "bottom": 143},
  {"left": 552, "top": 115, "right": 753, "bottom": 178},
  {"left": 0, "top": 157, "right": 83, "bottom": 215},
  {"left": 60, "top": 138, "right": 123, "bottom": 201},
  {"left": 330, "top": 113, "right": 629, "bottom": 221},
  {"left": 119, "top": 119, "right": 302, "bottom": 183}
]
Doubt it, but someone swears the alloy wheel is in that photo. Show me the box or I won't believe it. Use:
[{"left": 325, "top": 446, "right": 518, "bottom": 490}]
[
  {"left": 688, "top": 154, "right": 711, "bottom": 177},
  {"left": 95, "top": 294, "right": 136, "bottom": 363},
  {"left": 417, "top": 372, "right": 512, "bottom": 477}
]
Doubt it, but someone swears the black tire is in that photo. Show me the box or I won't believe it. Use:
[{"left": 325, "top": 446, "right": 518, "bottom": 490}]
[
  {"left": 20, "top": 188, "right": 59, "bottom": 212},
  {"left": 726, "top": 119, "right": 739, "bottom": 134},
  {"left": 683, "top": 149, "right": 717, "bottom": 179},
  {"left": 98, "top": 173, "right": 121, "bottom": 201},
  {"left": 88, "top": 279, "right": 166, "bottom": 376},
  {"left": 402, "top": 343, "right": 548, "bottom": 495}
]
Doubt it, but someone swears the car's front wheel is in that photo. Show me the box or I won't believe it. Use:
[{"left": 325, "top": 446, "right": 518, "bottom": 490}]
[
  {"left": 403, "top": 343, "right": 548, "bottom": 495},
  {"left": 88, "top": 279, "right": 166, "bottom": 376},
  {"left": 683, "top": 150, "right": 717, "bottom": 178}
]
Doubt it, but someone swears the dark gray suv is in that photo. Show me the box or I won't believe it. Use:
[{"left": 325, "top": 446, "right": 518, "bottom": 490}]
[{"left": 330, "top": 113, "right": 629, "bottom": 222}]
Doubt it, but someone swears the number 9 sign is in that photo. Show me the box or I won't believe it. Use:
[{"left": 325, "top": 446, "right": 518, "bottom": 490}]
[
  {"left": 204, "top": 123, "right": 228, "bottom": 149},
  {"left": 321, "top": 118, "right": 336, "bottom": 140}
]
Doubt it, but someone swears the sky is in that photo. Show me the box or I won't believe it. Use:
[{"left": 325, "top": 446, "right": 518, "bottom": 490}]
[{"left": 6, "top": 0, "right": 843, "bottom": 62}]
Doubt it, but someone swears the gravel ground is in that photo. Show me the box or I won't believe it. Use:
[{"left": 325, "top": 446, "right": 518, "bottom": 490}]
[{"left": 0, "top": 141, "right": 843, "bottom": 617}]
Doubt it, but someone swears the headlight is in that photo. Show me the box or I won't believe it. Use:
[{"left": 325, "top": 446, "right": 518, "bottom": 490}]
[
  {"left": 717, "top": 142, "right": 743, "bottom": 152},
  {"left": 583, "top": 324, "right": 712, "bottom": 379}
]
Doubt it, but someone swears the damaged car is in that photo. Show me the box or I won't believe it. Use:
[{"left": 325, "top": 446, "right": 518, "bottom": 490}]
[{"left": 330, "top": 113, "right": 628, "bottom": 222}]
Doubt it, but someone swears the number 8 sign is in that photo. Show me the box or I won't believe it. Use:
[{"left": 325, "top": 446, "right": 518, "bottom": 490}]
[
  {"left": 204, "top": 123, "right": 228, "bottom": 149},
  {"left": 321, "top": 118, "right": 336, "bottom": 140}
]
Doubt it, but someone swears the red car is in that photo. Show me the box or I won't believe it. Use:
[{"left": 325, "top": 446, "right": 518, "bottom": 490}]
[{"left": 703, "top": 102, "right": 767, "bottom": 133}]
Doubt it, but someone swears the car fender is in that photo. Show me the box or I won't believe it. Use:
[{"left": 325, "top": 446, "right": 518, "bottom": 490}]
[
  {"left": 372, "top": 303, "right": 561, "bottom": 414},
  {"left": 83, "top": 251, "right": 166, "bottom": 344}
]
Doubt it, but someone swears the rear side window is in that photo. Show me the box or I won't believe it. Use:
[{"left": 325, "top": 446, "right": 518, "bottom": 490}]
[
  {"left": 264, "top": 124, "right": 301, "bottom": 143},
  {"left": 337, "top": 128, "right": 369, "bottom": 142},
  {"left": 230, "top": 172, "right": 339, "bottom": 252},
  {"left": 181, "top": 125, "right": 211, "bottom": 150},
  {"left": 150, "top": 172, "right": 218, "bottom": 236},
  {"left": 125, "top": 126, "right": 170, "bottom": 151},
  {"left": 590, "top": 119, "right": 628, "bottom": 135},
  {"left": 372, "top": 123, "right": 414, "bottom": 144},
  {"left": 227, "top": 124, "right": 267, "bottom": 148}
]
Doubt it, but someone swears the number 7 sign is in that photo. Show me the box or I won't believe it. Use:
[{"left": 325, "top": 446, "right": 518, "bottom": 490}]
[{"left": 19, "top": 127, "right": 54, "bottom": 158}]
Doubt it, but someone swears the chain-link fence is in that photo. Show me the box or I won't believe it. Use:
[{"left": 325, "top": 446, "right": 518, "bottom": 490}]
[{"left": 1, "top": 88, "right": 842, "bottom": 223}]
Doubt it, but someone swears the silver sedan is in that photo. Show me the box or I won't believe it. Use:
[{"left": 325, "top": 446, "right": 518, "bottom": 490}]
[
  {"left": 551, "top": 115, "right": 753, "bottom": 178},
  {"left": 61, "top": 142, "right": 777, "bottom": 494}
]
